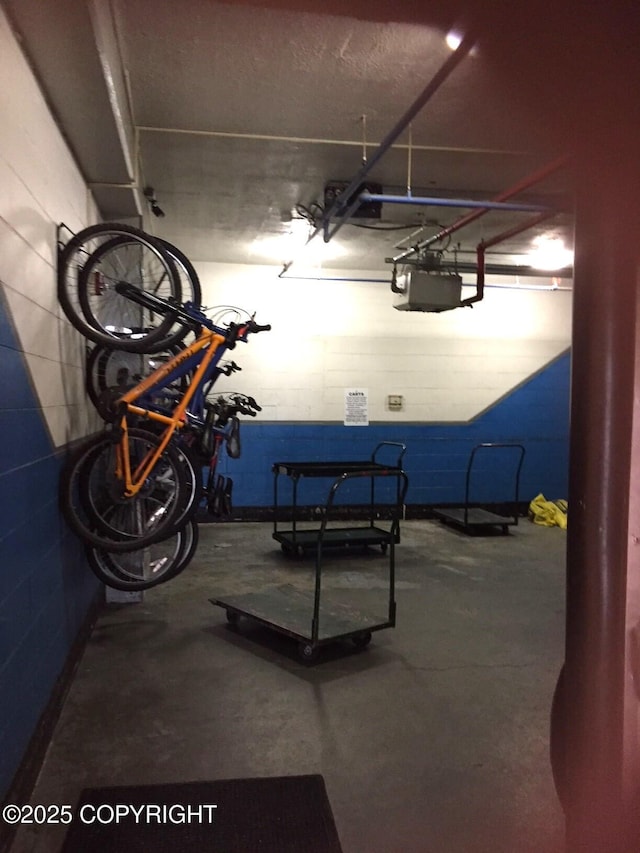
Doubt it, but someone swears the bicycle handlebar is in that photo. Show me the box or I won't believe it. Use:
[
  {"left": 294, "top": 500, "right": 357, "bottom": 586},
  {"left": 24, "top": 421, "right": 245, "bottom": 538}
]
[
  {"left": 228, "top": 394, "right": 261, "bottom": 417},
  {"left": 245, "top": 395, "right": 262, "bottom": 412},
  {"left": 225, "top": 320, "right": 272, "bottom": 349},
  {"left": 115, "top": 281, "right": 214, "bottom": 331},
  {"left": 205, "top": 393, "right": 262, "bottom": 421},
  {"left": 218, "top": 361, "right": 242, "bottom": 376},
  {"left": 115, "top": 282, "right": 271, "bottom": 341}
]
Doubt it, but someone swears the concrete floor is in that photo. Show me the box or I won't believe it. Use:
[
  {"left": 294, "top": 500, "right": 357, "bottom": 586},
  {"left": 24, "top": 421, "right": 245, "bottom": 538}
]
[{"left": 10, "top": 518, "right": 566, "bottom": 853}]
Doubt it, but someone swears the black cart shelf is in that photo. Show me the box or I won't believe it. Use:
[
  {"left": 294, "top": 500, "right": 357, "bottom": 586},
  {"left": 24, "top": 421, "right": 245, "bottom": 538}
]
[
  {"left": 431, "top": 442, "right": 525, "bottom": 534},
  {"left": 272, "top": 441, "right": 407, "bottom": 558},
  {"left": 210, "top": 442, "right": 408, "bottom": 661}
]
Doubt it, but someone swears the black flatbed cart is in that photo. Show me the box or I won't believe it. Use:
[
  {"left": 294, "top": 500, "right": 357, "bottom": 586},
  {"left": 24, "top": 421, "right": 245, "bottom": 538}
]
[
  {"left": 210, "top": 443, "right": 408, "bottom": 661},
  {"left": 431, "top": 442, "right": 525, "bottom": 534}
]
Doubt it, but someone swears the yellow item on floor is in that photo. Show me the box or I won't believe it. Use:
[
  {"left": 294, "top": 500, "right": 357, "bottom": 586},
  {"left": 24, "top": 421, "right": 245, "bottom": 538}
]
[{"left": 528, "top": 494, "right": 568, "bottom": 529}]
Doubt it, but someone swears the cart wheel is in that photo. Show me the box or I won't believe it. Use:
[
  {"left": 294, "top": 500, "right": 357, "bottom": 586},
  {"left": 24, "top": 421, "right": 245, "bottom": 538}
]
[
  {"left": 226, "top": 610, "right": 240, "bottom": 627},
  {"left": 281, "top": 544, "right": 304, "bottom": 560},
  {"left": 352, "top": 632, "right": 372, "bottom": 650},
  {"left": 298, "top": 642, "right": 318, "bottom": 663}
]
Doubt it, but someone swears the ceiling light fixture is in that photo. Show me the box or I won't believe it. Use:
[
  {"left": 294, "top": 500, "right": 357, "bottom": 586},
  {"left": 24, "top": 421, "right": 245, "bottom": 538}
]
[
  {"left": 445, "top": 30, "right": 463, "bottom": 51},
  {"left": 251, "top": 218, "right": 347, "bottom": 266},
  {"left": 444, "top": 24, "right": 477, "bottom": 55},
  {"left": 527, "top": 235, "right": 574, "bottom": 271}
]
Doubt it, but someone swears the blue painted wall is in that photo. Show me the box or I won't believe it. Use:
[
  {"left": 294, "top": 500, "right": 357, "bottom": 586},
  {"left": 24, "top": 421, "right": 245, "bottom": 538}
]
[
  {"left": 0, "top": 290, "right": 99, "bottom": 799},
  {"left": 214, "top": 351, "right": 571, "bottom": 510}
]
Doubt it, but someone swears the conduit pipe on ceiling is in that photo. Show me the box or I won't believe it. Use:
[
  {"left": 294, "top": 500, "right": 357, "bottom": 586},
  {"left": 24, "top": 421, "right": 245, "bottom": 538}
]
[
  {"left": 359, "top": 192, "right": 551, "bottom": 213},
  {"left": 277, "top": 273, "right": 571, "bottom": 290},
  {"left": 461, "top": 210, "right": 559, "bottom": 306},
  {"left": 321, "top": 29, "right": 478, "bottom": 245},
  {"left": 391, "top": 154, "right": 570, "bottom": 265},
  {"left": 278, "top": 29, "right": 477, "bottom": 278}
]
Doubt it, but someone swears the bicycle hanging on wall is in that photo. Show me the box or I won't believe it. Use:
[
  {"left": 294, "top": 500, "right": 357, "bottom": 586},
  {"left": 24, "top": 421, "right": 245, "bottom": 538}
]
[{"left": 56, "top": 222, "right": 271, "bottom": 590}]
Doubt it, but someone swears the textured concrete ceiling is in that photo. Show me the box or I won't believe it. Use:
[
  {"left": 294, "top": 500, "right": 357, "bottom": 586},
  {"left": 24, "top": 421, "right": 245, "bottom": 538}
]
[{"left": 10, "top": 0, "right": 630, "bottom": 274}]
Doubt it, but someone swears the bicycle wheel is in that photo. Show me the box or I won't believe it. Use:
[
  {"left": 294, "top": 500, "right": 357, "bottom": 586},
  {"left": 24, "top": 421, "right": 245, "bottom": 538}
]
[
  {"left": 59, "top": 428, "right": 191, "bottom": 552},
  {"left": 86, "top": 518, "right": 199, "bottom": 591},
  {"left": 159, "top": 239, "right": 202, "bottom": 307},
  {"left": 129, "top": 422, "right": 204, "bottom": 533},
  {"left": 85, "top": 342, "right": 190, "bottom": 414},
  {"left": 157, "top": 238, "right": 203, "bottom": 348},
  {"left": 79, "top": 236, "right": 192, "bottom": 353},
  {"left": 160, "top": 440, "right": 203, "bottom": 535},
  {"left": 58, "top": 223, "right": 181, "bottom": 351}
]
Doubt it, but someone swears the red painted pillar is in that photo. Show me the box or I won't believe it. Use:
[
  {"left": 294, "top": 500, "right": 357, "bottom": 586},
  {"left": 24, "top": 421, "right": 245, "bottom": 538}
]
[
  {"left": 472, "top": 6, "right": 640, "bottom": 848},
  {"left": 563, "top": 149, "right": 640, "bottom": 852}
]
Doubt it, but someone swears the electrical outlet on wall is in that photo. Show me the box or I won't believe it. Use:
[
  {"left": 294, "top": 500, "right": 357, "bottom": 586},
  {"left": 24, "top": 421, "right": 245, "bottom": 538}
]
[{"left": 387, "top": 394, "right": 403, "bottom": 411}]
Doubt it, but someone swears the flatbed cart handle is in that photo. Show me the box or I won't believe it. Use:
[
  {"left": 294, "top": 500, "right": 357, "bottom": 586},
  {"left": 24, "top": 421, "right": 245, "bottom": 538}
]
[
  {"left": 372, "top": 441, "right": 407, "bottom": 468},
  {"left": 324, "top": 469, "right": 409, "bottom": 512}
]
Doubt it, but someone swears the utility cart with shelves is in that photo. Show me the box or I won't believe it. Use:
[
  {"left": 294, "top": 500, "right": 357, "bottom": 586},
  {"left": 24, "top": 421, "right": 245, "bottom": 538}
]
[
  {"left": 210, "top": 442, "right": 408, "bottom": 662},
  {"left": 272, "top": 441, "right": 407, "bottom": 558}
]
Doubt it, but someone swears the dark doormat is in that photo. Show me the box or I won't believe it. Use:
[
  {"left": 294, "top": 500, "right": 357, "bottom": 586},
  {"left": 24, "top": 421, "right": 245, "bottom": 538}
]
[{"left": 60, "top": 774, "right": 343, "bottom": 853}]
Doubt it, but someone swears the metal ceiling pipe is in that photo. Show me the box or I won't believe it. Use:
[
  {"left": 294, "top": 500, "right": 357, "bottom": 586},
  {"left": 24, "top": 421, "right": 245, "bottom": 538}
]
[
  {"left": 359, "top": 192, "right": 551, "bottom": 213},
  {"left": 320, "top": 30, "right": 477, "bottom": 244},
  {"left": 278, "top": 270, "right": 572, "bottom": 286},
  {"left": 391, "top": 154, "right": 569, "bottom": 264},
  {"left": 467, "top": 242, "right": 486, "bottom": 306},
  {"left": 460, "top": 210, "right": 558, "bottom": 306},
  {"left": 280, "top": 32, "right": 476, "bottom": 278},
  {"left": 480, "top": 210, "right": 557, "bottom": 250}
]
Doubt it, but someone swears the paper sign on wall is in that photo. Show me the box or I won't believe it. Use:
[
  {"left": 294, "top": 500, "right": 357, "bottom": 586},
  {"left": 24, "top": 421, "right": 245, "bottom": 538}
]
[{"left": 344, "top": 388, "right": 369, "bottom": 426}]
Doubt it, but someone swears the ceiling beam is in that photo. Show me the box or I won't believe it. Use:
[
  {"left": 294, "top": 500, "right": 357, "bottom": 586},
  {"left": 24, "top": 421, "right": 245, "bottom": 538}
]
[{"left": 3, "top": 0, "right": 142, "bottom": 219}]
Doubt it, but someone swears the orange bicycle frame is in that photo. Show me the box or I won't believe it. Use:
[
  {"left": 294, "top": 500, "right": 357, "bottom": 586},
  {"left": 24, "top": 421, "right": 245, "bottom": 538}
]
[{"left": 114, "top": 328, "right": 227, "bottom": 497}]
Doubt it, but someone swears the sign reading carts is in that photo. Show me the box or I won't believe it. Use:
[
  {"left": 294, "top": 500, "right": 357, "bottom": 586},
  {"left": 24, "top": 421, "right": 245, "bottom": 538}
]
[{"left": 344, "top": 388, "right": 368, "bottom": 426}]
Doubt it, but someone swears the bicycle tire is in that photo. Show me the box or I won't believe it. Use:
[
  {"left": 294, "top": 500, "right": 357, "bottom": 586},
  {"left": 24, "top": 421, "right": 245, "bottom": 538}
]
[
  {"left": 86, "top": 518, "right": 199, "bottom": 591},
  {"left": 85, "top": 342, "right": 190, "bottom": 414},
  {"left": 90, "top": 428, "right": 202, "bottom": 543},
  {"left": 59, "top": 428, "right": 190, "bottom": 552},
  {"left": 156, "top": 238, "right": 203, "bottom": 348},
  {"left": 161, "top": 440, "right": 203, "bottom": 535},
  {"left": 58, "top": 223, "right": 181, "bottom": 352},
  {"left": 130, "top": 422, "right": 204, "bottom": 534},
  {"left": 86, "top": 431, "right": 197, "bottom": 546},
  {"left": 79, "top": 236, "right": 191, "bottom": 353},
  {"left": 78, "top": 231, "right": 184, "bottom": 351},
  {"left": 158, "top": 238, "right": 202, "bottom": 308}
]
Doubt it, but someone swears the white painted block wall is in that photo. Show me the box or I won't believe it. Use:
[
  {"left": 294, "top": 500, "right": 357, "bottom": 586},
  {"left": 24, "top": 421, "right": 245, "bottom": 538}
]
[
  {"left": 194, "top": 261, "right": 572, "bottom": 422},
  {"left": 0, "top": 6, "right": 97, "bottom": 447}
]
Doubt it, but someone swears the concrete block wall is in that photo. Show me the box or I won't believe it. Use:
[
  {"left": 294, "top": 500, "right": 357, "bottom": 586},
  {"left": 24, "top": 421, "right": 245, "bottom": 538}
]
[
  {"left": 0, "top": 0, "right": 573, "bottom": 800},
  {"left": 193, "top": 261, "right": 572, "bottom": 508},
  {"left": 194, "top": 263, "right": 572, "bottom": 424},
  {"left": 0, "top": 8, "right": 100, "bottom": 800},
  {"left": 208, "top": 351, "right": 571, "bottom": 510}
]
